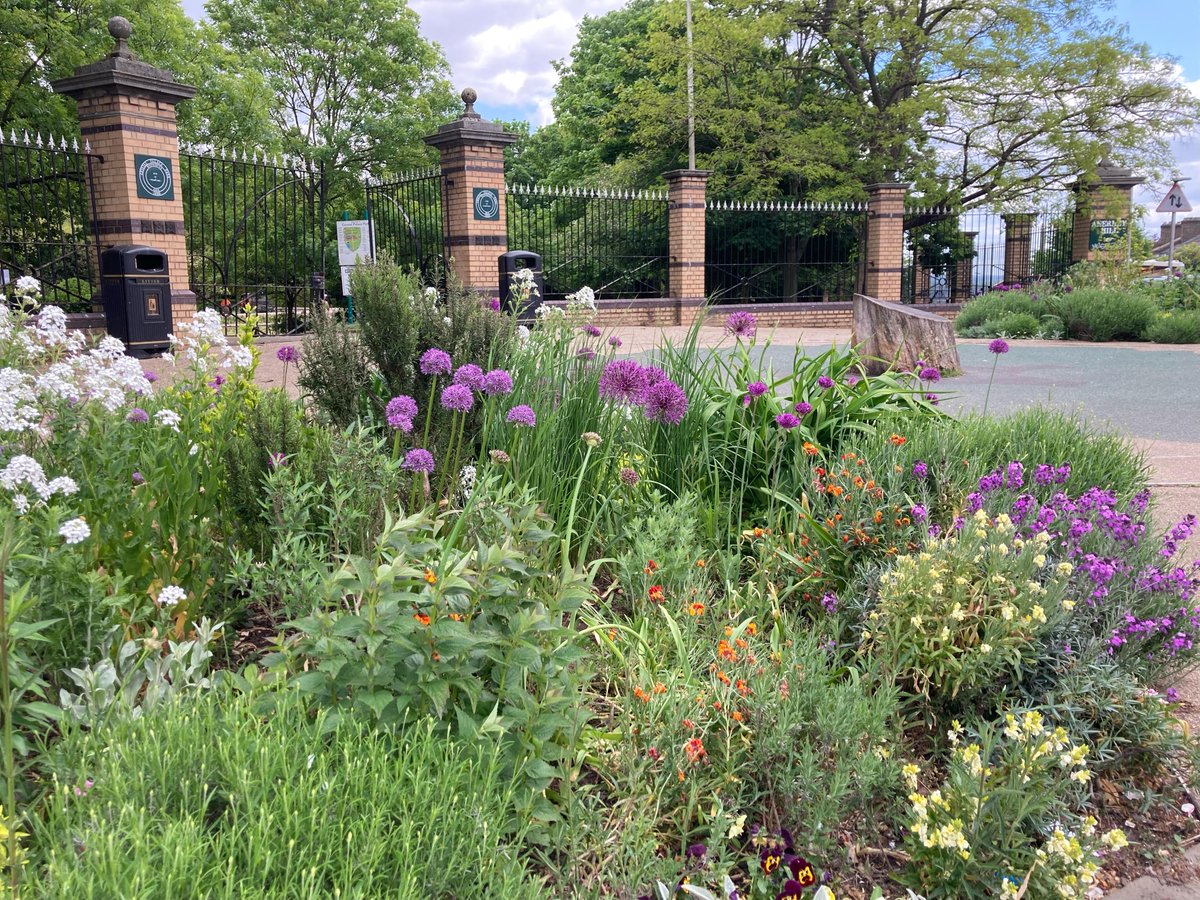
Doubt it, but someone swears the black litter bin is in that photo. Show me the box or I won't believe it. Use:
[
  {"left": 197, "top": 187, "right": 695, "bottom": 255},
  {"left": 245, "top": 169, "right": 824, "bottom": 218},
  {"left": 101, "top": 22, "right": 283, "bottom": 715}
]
[
  {"left": 498, "top": 251, "right": 544, "bottom": 321},
  {"left": 100, "top": 245, "right": 172, "bottom": 356}
]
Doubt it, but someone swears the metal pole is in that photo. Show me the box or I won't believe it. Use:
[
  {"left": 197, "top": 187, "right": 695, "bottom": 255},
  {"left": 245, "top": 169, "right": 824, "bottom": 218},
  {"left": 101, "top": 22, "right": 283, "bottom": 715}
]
[
  {"left": 1168, "top": 210, "right": 1177, "bottom": 278},
  {"left": 686, "top": 0, "right": 695, "bottom": 170}
]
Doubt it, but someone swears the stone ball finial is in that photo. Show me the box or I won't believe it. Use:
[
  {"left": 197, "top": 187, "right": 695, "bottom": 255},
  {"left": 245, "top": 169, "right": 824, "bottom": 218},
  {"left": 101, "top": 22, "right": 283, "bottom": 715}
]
[
  {"left": 460, "top": 87, "right": 480, "bottom": 119},
  {"left": 108, "top": 16, "right": 132, "bottom": 40}
]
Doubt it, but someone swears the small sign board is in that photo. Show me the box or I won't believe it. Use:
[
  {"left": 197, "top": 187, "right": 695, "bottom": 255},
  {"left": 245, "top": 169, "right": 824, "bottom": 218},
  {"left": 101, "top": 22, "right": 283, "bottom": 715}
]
[
  {"left": 1089, "top": 218, "right": 1126, "bottom": 251},
  {"left": 134, "top": 154, "right": 175, "bottom": 200},
  {"left": 473, "top": 187, "right": 500, "bottom": 221},
  {"left": 336, "top": 219, "right": 373, "bottom": 296},
  {"left": 1156, "top": 182, "right": 1193, "bottom": 214}
]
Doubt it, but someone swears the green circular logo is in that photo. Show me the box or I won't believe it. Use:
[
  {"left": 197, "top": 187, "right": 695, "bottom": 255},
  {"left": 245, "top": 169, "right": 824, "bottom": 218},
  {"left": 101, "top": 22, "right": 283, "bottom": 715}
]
[{"left": 138, "top": 157, "right": 173, "bottom": 198}]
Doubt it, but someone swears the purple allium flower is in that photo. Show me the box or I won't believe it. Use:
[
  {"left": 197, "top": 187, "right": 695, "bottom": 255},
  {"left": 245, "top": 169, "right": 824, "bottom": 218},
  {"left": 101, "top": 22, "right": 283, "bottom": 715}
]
[
  {"left": 641, "top": 365, "right": 668, "bottom": 388},
  {"left": 913, "top": 460, "right": 928, "bottom": 479},
  {"left": 489, "top": 297, "right": 501, "bottom": 311},
  {"left": 143, "top": 370, "right": 157, "bottom": 383},
  {"left": 817, "top": 375, "right": 834, "bottom": 390},
  {"left": 276, "top": 345, "right": 298, "bottom": 363},
  {"left": 131, "top": 471, "right": 144, "bottom": 486},
  {"left": 989, "top": 338, "right": 1010, "bottom": 354},
  {"left": 582, "top": 324, "right": 602, "bottom": 338},
  {"left": 846, "top": 374, "right": 860, "bottom": 387},
  {"left": 440, "top": 384, "right": 474, "bottom": 412},
  {"left": 723, "top": 311, "right": 757, "bottom": 339},
  {"left": 598, "top": 359, "right": 648, "bottom": 405},
  {"left": 402, "top": 448, "right": 435, "bottom": 473},
  {"left": 795, "top": 401, "right": 813, "bottom": 416},
  {"left": 419, "top": 348, "right": 452, "bottom": 376},
  {"left": 821, "top": 592, "right": 839, "bottom": 614},
  {"left": 925, "top": 393, "right": 940, "bottom": 405},
  {"left": 482, "top": 369, "right": 513, "bottom": 395},
  {"left": 506, "top": 404, "right": 536, "bottom": 427},
  {"left": 609, "top": 335, "right": 623, "bottom": 348},
  {"left": 126, "top": 407, "right": 149, "bottom": 424},
  {"left": 746, "top": 380, "right": 769, "bottom": 399},
  {"left": 619, "top": 466, "right": 640, "bottom": 487},
  {"left": 386, "top": 395, "right": 418, "bottom": 431},
  {"left": 577, "top": 346, "right": 597, "bottom": 361},
  {"left": 911, "top": 504, "right": 928, "bottom": 521},
  {"left": 775, "top": 413, "right": 800, "bottom": 429},
  {"left": 919, "top": 366, "right": 941, "bottom": 382},
  {"left": 643, "top": 379, "right": 689, "bottom": 425},
  {"left": 452, "top": 364, "right": 484, "bottom": 391}
]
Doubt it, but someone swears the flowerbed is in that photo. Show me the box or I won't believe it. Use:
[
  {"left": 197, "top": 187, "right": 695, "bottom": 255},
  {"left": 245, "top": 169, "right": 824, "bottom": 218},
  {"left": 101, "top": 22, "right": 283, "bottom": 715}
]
[{"left": 0, "top": 268, "right": 1197, "bottom": 899}]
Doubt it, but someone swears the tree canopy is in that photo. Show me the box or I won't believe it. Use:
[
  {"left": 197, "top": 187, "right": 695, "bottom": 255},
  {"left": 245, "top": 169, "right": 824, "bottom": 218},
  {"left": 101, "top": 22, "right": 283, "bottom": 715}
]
[{"left": 528, "top": 0, "right": 1200, "bottom": 207}]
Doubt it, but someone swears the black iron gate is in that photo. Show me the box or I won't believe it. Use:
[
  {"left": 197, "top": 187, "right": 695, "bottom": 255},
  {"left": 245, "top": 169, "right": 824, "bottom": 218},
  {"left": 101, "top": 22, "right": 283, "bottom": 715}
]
[
  {"left": 365, "top": 168, "right": 446, "bottom": 284},
  {"left": 181, "top": 148, "right": 326, "bottom": 335},
  {"left": 0, "top": 130, "right": 101, "bottom": 312}
]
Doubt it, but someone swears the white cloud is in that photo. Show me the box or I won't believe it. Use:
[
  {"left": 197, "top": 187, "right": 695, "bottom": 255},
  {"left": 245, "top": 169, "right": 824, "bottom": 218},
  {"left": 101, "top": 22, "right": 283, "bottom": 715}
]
[{"left": 411, "top": 0, "right": 626, "bottom": 125}]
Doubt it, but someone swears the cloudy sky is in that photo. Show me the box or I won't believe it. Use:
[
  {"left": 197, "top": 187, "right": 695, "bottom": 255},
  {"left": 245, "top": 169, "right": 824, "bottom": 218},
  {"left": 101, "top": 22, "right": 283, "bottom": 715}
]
[{"left": 180, "top": 0, "right": 1199, "bottom": 226}]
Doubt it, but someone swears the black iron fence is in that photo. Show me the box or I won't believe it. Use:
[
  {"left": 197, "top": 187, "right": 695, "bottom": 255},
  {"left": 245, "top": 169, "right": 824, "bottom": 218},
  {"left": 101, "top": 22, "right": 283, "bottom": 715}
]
[
  {"left": 705, "top": 200, "right": 867, "bottom": 304},
  {"left": 506, "top": 183, "right": 669, "bottom": 301},
  {"left": 366, "top": 167, "right": 445, "bottom": 283},
  {"left": 902, "top": 205, "right": 1074, "bottom": 303},
  {"left": 181, "top": 148, "right": 326, "bottom": 335},
  {"left": 0, "top": 131, "right": 100, "bottom": 313}
]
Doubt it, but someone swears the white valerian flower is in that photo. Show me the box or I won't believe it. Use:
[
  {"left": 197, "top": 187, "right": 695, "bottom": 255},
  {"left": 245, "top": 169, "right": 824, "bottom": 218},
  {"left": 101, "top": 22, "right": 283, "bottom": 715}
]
[
  {"left": 58, "top": 517, "right": 91, "bottom": 544},
  {"left": 157, "top": 585, "right": 187, "bottom": 607},
  {"left": 15, "top": 275, "right": 40, "bottom": 294},
  {"left": 459, "top": 464, "right": 476, "bottom": 500},
  {"left": 189, "top": 443, "right": 200, "bottom": 456}
]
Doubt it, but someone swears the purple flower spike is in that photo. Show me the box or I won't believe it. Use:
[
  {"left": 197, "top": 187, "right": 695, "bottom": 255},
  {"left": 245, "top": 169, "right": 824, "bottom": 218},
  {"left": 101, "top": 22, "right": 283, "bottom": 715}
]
[
  {"left": 482, "top": 369, "right": 513, "bottom": 395},
  {"left": 131, "top": 471, "right": 144, "bottom": 486},
  {"left": 506, "top": 404, "right": 537, "bottom": 427},
  {"left": 913, "top": 460, "right": 928, "bottom": 479},
  {"left": 419, "top": 348, "right": 452, "bottom": 376},
  {"left": 723, "top": 311, "right": 757, "bottom": 339},
  {"left": 126, "top": 407, "right": 149, "bottom": 424},
  {"left": 919, "top": 366, "right": 941, "bottom": 382},
  {"left": 386, "top": 395, "right": 418, "bottom": 431},
  {"left": 276, "top": 345, "right": 299, "bottom": 363},
  {"left": 775, "top": 413, "right": 800, "bottom": 429},
  {"left": 402, "top": 448, "right": 435, "bottom": 473},
  {"left": 643, "top": 379, "right": 689, "bottom": 425},
  {"left": 821, "top": 592, "right": 839, "bottom": 614},
  {"left": 989, "top": 338, "right": 1009, "bottom": 354},
  {"left": 489, "top": 297, "right": 501, "bottom": 312},
  {"left": 911, "top": 504, "right": 928, "bottom": 521},
  {"left": 452, "top": 364, "right": 484, "bottom": 391},
  {"left": 440, "top": 384, "right": 474, "bottom": 412},
  {"left": 817, "top": 375, "right": 834, "bottom": 390}
]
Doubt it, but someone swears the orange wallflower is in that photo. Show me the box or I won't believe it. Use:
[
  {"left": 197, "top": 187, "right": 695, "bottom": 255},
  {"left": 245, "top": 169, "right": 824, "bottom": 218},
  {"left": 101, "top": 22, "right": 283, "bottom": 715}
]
[
  {"left": 648, "top": 585, "right": 665, "bottom": 603},
  {"left": 717, "top": 640, "right": 738, "bottom": 662},
  {"left": 746, "top": 622, "right": 758, "bottom": 636},
  {"left": 423, "top": 568, "right": 437, "bottom": 584},
  {"left": 695, "top": 558, "right": 706, "bottom": 568},
  {"left": 688, "top": 602, "right": 706, "bottom": 616},
  {"left": 644, "top": 559, "right": 658, "bottom": 574},
  {"left": 448, "top": 612, "right": 464, "bottom": 621},
  {"left": 716, "top": 670, "right": 732, "bottom": 686},
  {"left": 732, "top": 710, "right": 744, "bottom": 722},
  {"left": 653, "top": 682, "right": 667, "bottom": 695},
  {"left": 802, "top": 442, "right": 819, "bottom": 456},
  {"left": 414, "top": 612, "right": 430, "bottom": 626},
  {"left": 684, "top": 738, "right": 706, "bottom": 763},
  {"left": 889, "top": 433, "right": 907, "bottom": 446},
  {"left": 736, "top": 679, "right": 751, "bottom": 696}
]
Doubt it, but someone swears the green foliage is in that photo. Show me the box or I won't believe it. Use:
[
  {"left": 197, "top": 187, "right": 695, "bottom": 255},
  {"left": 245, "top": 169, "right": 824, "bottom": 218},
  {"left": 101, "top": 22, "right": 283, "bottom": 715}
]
[
  {"left": 1143, "top": 310, "right": 1200, "bottom": 344},
  {"left": 899, "top": 711, "right": 1128, "bottom": 899},
  {"left": 862, "top": 515, "right": 1070, "bottom": 716},
  {"left": 953, "top": 291, "right": 1048, "bottom": 336},
  {"left": 30, "top": 688, "right": 541, "bottom": 899},
  {"left": 988, "top": 312, "right": 1042, "bottom": 338},
  {"left": 270, "top": 476, "right": 591, "bottom": 828},
  {"left": 1049, "top": 288, "right": 1158, "bottom": 341}
]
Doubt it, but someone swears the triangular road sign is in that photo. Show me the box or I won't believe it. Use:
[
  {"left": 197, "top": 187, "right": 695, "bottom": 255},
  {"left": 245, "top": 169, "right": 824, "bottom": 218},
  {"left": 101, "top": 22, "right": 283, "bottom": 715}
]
[{"left": 1157, "top": 182, "right": 1193, "bottom": 214}]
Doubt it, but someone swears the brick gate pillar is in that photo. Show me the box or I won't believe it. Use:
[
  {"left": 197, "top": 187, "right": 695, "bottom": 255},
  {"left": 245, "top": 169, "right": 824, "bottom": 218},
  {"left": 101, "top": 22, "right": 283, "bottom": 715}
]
[
  {"left": 52, "top": 17, "right": 197, "bottom": 321},
  {"left": 953, "top": 232, "right": 978, "bottom": 300},
  {"left": 1001, "top": 214, "right": 1035, "bottom": 284},
  {"left": 424, "top": 89, "right": 516, "bottom": 293},
  {"left": 863, "top": 183, "right": 908, "bottom": 302},
  {"left": 1070, "top": 156, "right": 1145, "bottom": 264},
  {"left": 663, "top": 169, "right": 711, "bottom": 326}
]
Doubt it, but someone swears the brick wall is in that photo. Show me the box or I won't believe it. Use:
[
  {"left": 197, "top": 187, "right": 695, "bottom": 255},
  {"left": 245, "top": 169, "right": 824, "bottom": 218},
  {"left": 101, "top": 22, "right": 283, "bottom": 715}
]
[
  {"left": 863, "top": 184, "right": 907, "bottom": 302},
  {"left": 583, "top": 299, "right": 961, "bottom": 330}
]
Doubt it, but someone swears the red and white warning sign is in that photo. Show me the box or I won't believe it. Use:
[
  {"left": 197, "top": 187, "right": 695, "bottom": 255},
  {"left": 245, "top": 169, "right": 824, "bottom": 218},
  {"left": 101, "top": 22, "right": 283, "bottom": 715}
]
[{"left": 1157, "top": 182, "right": 1193, "bottom": 214}]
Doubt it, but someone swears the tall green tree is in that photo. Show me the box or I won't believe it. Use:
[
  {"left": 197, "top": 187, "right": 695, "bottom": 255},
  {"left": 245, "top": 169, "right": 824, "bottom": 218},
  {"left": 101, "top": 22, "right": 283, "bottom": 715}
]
[
  {"left": 538, "top": 0, "right": 1200, "bottom": 207},
  {"left": 205, "top": 0, "right": 456, "bottom": 179}
]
